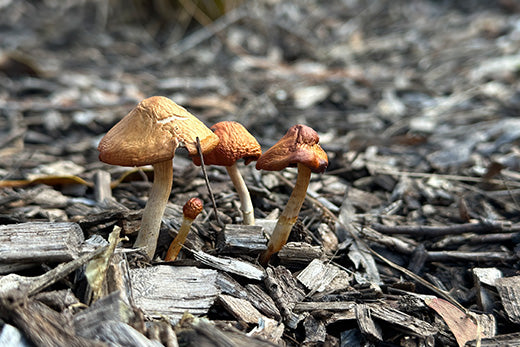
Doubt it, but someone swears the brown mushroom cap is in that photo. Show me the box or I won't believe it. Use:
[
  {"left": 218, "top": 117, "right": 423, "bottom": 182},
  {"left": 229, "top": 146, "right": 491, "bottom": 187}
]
[
  {"left": 192, "top": 121, "right": 262, "bottom": 167},
  {"left": 98, "top": 96, "right": 219, "bottom": 167},
  {"left": 255, "top": 124, "right": 328, "bottom": 173},
  {"left": 183, "top": 197, "right": 204, "bottom": 220}
]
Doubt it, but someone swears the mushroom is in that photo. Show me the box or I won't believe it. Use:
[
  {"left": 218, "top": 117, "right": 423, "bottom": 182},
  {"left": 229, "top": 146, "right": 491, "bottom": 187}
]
[
  {"left": 98, "top": 96, "right": 219, "bottom": 259},
  {"left": 255, "top": 124, "right": 328, "bottom": 265},
  {"left": 192, "top": 121, "right": 261, "bottom": 225},
  {"left": 164, "top": 197, "right": 204, "bottom": 261}
]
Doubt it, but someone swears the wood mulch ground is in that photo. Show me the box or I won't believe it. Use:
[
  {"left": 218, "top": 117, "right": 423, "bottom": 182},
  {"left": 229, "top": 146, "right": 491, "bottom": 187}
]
[{"left": 1, "top": 0, "right": 520, "bottom": 346}]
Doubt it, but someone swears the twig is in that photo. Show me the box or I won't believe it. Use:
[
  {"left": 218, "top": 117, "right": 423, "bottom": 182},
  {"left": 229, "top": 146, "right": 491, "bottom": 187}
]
[
  {"left": 196, "top": 137, "right": 221, "bottom": 227},
  {"left": 371, "top": 221, "right": 518, "bottom": 237}
]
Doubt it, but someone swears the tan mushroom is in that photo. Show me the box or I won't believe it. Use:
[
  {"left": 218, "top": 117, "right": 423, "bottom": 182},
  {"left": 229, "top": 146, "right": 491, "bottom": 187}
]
[
  {"left": 256, "top": 124, "right": 328, "bottom": 265},
  {"left": 192, "top": 121, "right": 261, "bottom": 225},
  {"left": 98, "top": 96, "right": 218, "bottom": 258},
  {"left": 164, "top": 197, "right": 204, "bottom": 261}
]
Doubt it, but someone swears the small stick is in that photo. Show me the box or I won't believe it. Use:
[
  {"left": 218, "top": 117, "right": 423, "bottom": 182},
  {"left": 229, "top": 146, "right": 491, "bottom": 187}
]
[
  {"left": 371, "top": 221, "right": 518, "bottom": 237},
  {"left": 196, "top": 137, "right": 221, "bottom": 227}
]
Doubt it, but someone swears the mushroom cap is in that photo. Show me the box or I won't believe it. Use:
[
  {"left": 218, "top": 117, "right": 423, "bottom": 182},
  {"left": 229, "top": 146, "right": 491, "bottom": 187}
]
[
  {"left": 183, "top": 197, "right": 204, "bottom": 220},
  {"left": 255, "top": 124, "right": 328, "bottom": 173},
  {"left": 98, "top": 96, "right": 219, "bottom": 167},
  {"left": 192, "top": 121, "right": 262, "bottom": 167}
]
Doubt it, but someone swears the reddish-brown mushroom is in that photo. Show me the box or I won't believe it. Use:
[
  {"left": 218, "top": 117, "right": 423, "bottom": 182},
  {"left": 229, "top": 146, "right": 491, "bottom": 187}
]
[
  {"left": 98, "top": 96, "right": 218, "bottom": 258},
  {"left": 164, "top": 197, "right": 204, "bottom": 261},
  {"left": 192, "top": 121, "right": 261, "bottom": 225},
  {"left": 255, "top": 124, "right": 328, "bottom": 265}
]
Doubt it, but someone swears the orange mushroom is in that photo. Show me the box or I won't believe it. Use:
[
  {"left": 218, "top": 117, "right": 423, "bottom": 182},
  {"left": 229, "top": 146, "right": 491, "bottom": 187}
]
[
  {"left": 192, "top": 121, "right": 261, "bottom": 225},
  {"left": 98, "top": 96, "right": 219, "bottom": 258},
  {"left": 164, "top": 197, "right": 204, "bottom": 261},
  {"left": 256, "top": 124, "right": 328, "bottom": 265}
]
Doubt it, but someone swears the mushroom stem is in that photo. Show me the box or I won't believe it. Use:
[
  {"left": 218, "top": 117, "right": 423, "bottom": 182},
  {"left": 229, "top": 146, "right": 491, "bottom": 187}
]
[
  {"left": 226, "top": 164, "right": 255, "bottom": 225},
  {"left": 259, "top": 163, "right": 311, "bottom": 265},
  {"left": 164, "top": 216, "right": 194, "bottom": 261},
  {"left": 134, "top": 159, "right": 173, "bottom": 258}
]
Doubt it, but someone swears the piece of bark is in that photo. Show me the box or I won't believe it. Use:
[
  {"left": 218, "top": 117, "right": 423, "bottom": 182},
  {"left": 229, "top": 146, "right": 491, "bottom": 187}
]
[
  {"left": 0, "top": 298, "right": 103, "bottom": 347},
  {"left": 277, "top": 242, "right": 323, "bottom": 269},
  {"left": 473, "top": 267, "right": 502, "bottom": 313},
  {"left": 264, "top": 266, "right": 306, "bottom": 329},
  {"left": 217, "top": 224, "right": 267, "bottom": 254},
  {"left": 0, "top": 222, "right": 84, "bottom": 263},
  {"left": 247, "top": 317, "right": 284, "bottom": 345},
  {"left": 184, "top": 317, "right": 278, "bottom": 347},
  {"left": 245, "top": 284, "right": 282, "bottom": 321},
  {"left": 215, "top": 273, "right": 281, "bottom": 320},
  {"left": 0, "top": 244, "right": 108, "bottom": 299},
  {"left": 294, "top": 301, "right": 356, "bottom": 312},
  {"left": 466, "top": 332, "right": 520, "bottom": 347},
  {"left": 303, "top": 315, "right": 327, "bottom": 345},
  {"left": 355, "top": 304, "right": 383, "bottom": 341},
  {"left": 104, "top": 253, "right": 133, "bottom": 306},
  {"left": 192, "top": 250, "right": 265, "bottom": 280},
  {"left": 218, "top": 294, "right": 264, "bottom": 325},
  {"left": 495, "top": 276, "right": 520, "bottom": 324},
  {"left": 296, "top": 258, "right": 341, "bottom": 294},
  {"left": 130, "top": 265, "right": 219, "bottom": 321},
  {"left": 73, "top": 292, "right": 157, "bottom": 347},
  {"left": 369, "top": 304, "right": 438, "bottom": 338}
]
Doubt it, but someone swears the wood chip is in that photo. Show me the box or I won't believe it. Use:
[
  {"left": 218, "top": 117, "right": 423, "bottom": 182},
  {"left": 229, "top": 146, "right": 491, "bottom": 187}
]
[
  {"left": 495, "top": 276, "right": 520, "bottom": 324},
  {"left": 218, "top": 294, "right": 264, "bottom": 324},
  {"left": 217, "top": 224, "right": 267, "bottom": 254},
  {"left": 192, "top": 250, "right": 265, "bottom": 280},
  {"left": 0, "top": 222, "right": 84, "bottom": 264},
  {"left": 130, "top": 265, "right": 219, "bottom": 320}
]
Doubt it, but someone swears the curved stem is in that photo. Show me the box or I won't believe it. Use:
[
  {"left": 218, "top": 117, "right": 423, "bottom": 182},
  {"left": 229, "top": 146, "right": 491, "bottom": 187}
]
[
  {"left": 226, "top": 164, "right": 255, "bottom": 225},
  {"left": 164, "top": 217, "right": 194, "bottom": 261},
  {"left": 134, "top": 159, "right": 173, "bottom": 258},
  {"left": 259, "top": 163, "right": 311, "bottom": 265}
]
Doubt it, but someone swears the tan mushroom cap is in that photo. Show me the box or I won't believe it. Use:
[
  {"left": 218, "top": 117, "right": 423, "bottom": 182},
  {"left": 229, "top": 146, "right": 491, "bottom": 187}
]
[
  {"left": 183, "top": 197, "right": 204, "bottom": 220},
  {"left": 98, "top": 96, "right": 219, "bottom": 167},
  {"left": 255, "top": 124, "right": 328, "bottom": 173},
  {"left": 192, "top": 121, "right": 262, "bottom": 167}
]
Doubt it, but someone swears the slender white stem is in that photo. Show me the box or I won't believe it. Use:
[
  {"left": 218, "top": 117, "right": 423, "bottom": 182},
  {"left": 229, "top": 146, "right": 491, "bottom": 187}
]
[
  {"left": 260, "top": 163, "right": 311, "bottom": 265},
  {"left": 164, "top": 217, "right": 194, "bottom": 261},
  {"left": 134, "top": 159, "right": 173, "bottom": 258},
  {"left": 226, "top": 164, "right": 255, "bottom": 225}
]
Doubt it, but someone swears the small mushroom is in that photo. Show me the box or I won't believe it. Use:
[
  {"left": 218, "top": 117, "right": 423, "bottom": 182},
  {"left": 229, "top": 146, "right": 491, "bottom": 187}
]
[
  {"left": 164, "top": 197, "right": 204, "bottom": 261},
  {"left": 192, "top": 121, "right": 261, "bottom": 225},
  {"left": 98, "top": 96, "right": 219, "bottom": 259},
  {"left": 255, "top": 124, "right": 328, "bottom": 265}
]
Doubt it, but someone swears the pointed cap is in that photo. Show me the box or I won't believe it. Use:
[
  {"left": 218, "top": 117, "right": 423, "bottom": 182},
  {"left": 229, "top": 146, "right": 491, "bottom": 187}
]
[
  {"left": 256, "top": 124, "right": 328, "bottom": 173},
  {"left": 98, "top": 96, "right": 219, "bottom": 167},
  {"left": 192, "top": 121, "right": 262, "bottom": 167}
]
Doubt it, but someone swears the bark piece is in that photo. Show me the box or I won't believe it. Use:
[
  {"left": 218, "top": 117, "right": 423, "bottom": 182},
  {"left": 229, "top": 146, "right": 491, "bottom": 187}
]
[
  {"left": 192, "top": 250, "right": 265, "bottom": 280},
  {"left": 466, "top": 332, "right": 520, "bottom": 347},
  {"left": 369, "top": 304, "right": 438, "bottom": 338},
  {"left": 303, "top": 315, "right": 327, "bottom": 345},
  {"left": 218, "top": 294, "right": 264, "bottom": 324},
  {"left": 0, "top": 298, "right": 102, "bottom": 347},
  {"left": 495, "top": 276, "right": 520, "bottom": 324},
  {"left": 245, "top": 284, "right": 282, "bottom": 321},
  {"left": 294, "top": 301, "right": 356, "bottom": 312},
  {"left": 247, "top": 317, "right": 284, "bottom": 345},
  {"left": 296, "top": 258, "right": 341, "bottom": 294},
  {"left": 73, "top": 291, "right": 155, "bottom": 347},
  {"left": 355, "top": 304, "right": 383, "bottom": 341},
  {"left": 277, "top": 242, "right": 323, "bottom": 269},
  {"left": 264, "top": 266, "right": 306, "bottom": 329},
  {"left": 130, "top": 265, "right": 219, "bottom": 321},
  {"left": 0, "top": 222, "right": 84, "bottom": 263},
  {"left": 217, "top": 224, "right": 267, "bottom": 254}
]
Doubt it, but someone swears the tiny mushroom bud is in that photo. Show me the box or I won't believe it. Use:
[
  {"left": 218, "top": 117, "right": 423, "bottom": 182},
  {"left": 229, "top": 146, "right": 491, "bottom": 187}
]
[
  {"left": 192, "top": 121, "right": 261, "bottom": 225},
  {"left": 98, "top": 96, "right": 218, "bottom": 259},
  {"left": 256, "top": 124, "right": 328, "bottom": 265},
  {"left": 164, "top": 197, "right": 204, "bottom": 261}
]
